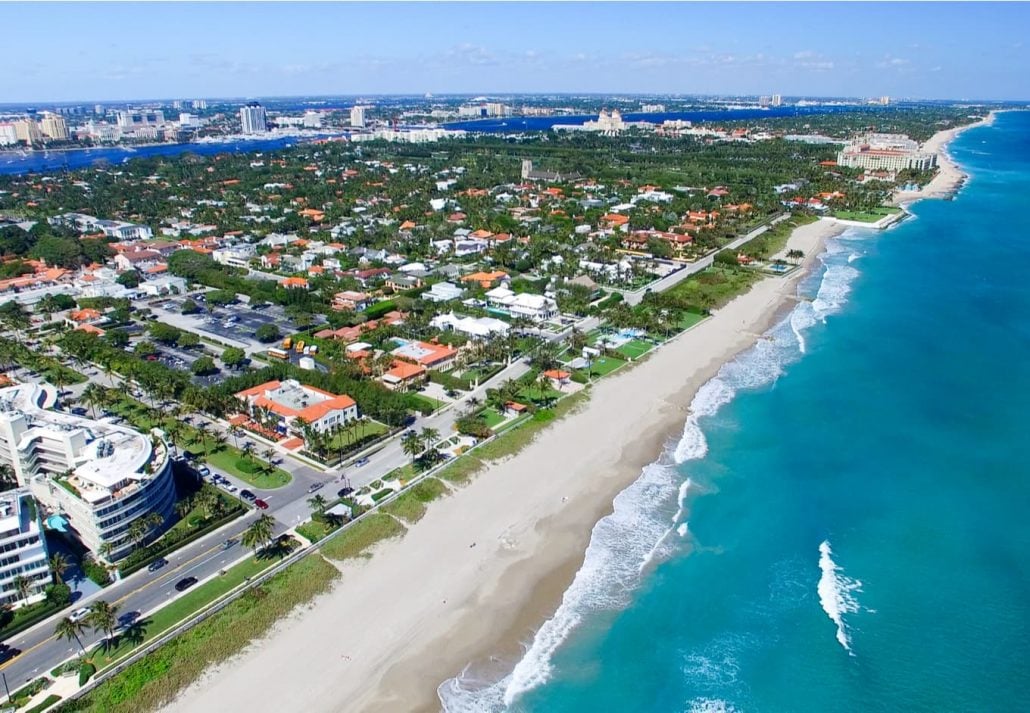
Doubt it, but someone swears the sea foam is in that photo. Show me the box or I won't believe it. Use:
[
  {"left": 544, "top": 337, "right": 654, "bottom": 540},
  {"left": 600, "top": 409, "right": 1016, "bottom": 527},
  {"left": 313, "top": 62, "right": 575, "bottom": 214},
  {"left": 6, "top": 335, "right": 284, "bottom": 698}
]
[
  {"left": 817, "top": 540, "right": 863, "bottom": 653},
  {"left": 439, "top": 231, "right": 869, "bottom": 711}
]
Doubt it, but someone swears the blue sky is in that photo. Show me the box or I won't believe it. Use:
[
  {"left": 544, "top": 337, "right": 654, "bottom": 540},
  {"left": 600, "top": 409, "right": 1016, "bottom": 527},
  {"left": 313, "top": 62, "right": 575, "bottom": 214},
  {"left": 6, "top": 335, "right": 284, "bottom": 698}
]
[{"left": 5, "top": 2, "right": 1029, "bottom": 102}]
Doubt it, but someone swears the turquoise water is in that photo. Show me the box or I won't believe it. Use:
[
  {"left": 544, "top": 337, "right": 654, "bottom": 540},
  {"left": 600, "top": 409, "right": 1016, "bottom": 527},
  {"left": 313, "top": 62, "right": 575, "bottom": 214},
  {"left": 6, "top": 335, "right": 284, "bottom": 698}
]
[{"left": 440, "top": 111, "right": 1030, "bottom": 712}]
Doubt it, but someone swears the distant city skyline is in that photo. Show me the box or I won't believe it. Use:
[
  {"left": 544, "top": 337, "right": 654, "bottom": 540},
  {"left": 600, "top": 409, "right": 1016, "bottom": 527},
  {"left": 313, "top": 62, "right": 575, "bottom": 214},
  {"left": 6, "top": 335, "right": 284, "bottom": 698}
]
[{"left": 4, "top": 2, "right": 1029, "bottom": 103}]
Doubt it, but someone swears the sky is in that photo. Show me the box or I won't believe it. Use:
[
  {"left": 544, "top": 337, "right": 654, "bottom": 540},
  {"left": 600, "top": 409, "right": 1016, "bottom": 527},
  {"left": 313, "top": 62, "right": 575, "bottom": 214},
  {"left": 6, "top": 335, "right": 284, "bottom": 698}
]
[{"left": 4, "top": 2, "right": 1029, "bottom": 103}]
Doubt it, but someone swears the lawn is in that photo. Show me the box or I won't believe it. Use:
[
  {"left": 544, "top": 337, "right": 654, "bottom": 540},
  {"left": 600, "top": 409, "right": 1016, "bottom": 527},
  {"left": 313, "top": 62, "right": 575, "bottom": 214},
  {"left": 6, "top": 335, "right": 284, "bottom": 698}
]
[
  {"left": 202, "top": 447, "right": 291, "bottom": 489},
  {"left": 578, "top": 354, "right": 626, "bottom": 379},
  {"left": 319, "top": 513, "right": 406, "bottom": 561},
  {"left": 65, "top": 555, "right": 339, "bottom": 713},
  {"left": 518, "top": 384, "right": 564, "bottom": 405},
  {"left": 832, "top": 207, "right": 901, "bottom": 222},
  {"left": 295, "top": 518, "right": 339, "bottom": 543},
  {"left": 408, "top": 394, "right": 445, "bottom": 413},
  {"left": 479, "top": 407, "right": 507, "bottom": 429},
  {"left": 616, "top": 338, "right": 653, "bottom": 360},
  {"left": 675, "top": 311, "right": 706, "bottom": 332},
  {"left": 380, "top": 478, "right": 448, "bottom": 524},
  {"left": 324, "top": 419, "right": 388, "bottom": 450}
]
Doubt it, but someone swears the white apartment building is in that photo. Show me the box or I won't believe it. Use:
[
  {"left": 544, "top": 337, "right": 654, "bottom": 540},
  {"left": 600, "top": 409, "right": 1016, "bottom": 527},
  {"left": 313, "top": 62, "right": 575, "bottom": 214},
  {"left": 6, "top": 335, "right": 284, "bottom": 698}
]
[
  {"left": 430, "top": 312, "right": 510, "bottom": 339},
  {"left": 0, "top": 383, "right": 176, "bottom": 561},
  {"left": 484, "top": 286, "right": 559, "bottom": 322},
  {"left": 0, "top": 489, "right": 51, "bottom": 609},
  {"left": 240, "top": 103, "right": 268, "bottom": 134},
  {"left": 303, "top": 110, "right": 323, "bottom": 129},
  {"left": 350, "top": 105, "right": 366, "bottom": 128},
  {"left": 0, "top": 123, "right": 17, "bottom": 146}
]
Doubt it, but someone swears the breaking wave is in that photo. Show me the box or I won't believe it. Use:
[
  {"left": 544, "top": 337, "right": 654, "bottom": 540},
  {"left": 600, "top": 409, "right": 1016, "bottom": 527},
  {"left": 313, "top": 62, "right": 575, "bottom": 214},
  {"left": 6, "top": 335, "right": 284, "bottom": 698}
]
[
  {"left": 817, "top": 540, "right": 863, "bottom": 653},
  {"left": 439, "top": 230, "right": 870, "bottom": 711}
]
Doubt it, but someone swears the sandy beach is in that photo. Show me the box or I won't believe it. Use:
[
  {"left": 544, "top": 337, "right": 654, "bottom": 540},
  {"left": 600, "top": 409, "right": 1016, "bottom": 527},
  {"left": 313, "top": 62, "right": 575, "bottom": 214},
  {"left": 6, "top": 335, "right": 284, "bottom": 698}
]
[
  {"left": 891, "top": 111, "right": 997, "bottom": 206},
  {"left": 162, "top": 218, "right": 845, "bottom": 713}
]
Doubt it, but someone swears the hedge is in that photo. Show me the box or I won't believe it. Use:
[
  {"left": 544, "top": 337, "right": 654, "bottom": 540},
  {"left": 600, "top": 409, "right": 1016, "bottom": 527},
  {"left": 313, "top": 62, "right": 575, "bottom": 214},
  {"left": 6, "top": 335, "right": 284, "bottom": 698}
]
[{"left": 428, "top": 369, "right": 471, "bottom": 392}]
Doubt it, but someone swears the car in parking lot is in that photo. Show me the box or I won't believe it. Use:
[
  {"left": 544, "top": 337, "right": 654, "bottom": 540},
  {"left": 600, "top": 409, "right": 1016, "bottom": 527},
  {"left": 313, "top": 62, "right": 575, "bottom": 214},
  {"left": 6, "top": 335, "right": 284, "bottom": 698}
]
[
  {"left": 148, "top": 557, "right": 168, "bottom": 572},
  {"left": 253, "top": 498, "right": 269, "bottom": 510},
  {"left": 174, "top": 576, "right": 198, "bottom": 592},
  {"left": 197, "top": 465, "right": 210, "bottom": 476},
  {"left": 70, "top": 607, "right": 90, "bottom": 623},
  {"left": 224, "top": 484, "right": 238, "bottom": 494},
  {"left": 239, "top": 489, "right": 255, "bottom": 501},
  {"left": 307, "top": 482, "right": 324, "bottom": 493}
]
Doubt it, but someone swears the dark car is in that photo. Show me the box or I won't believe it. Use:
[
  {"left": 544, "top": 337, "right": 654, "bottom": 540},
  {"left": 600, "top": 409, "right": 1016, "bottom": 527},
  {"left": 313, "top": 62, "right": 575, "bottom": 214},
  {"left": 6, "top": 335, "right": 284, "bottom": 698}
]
[
  {"left": 148, "top": 557, "right": 168, "bottom": 572},
  {"left": 253, "top": 498, "right": 269, "bottom": 510},
  {"left": 0, "top": 644, "right": 20, "bottom": 664},
  {"left": 337, "top": 486, "right": 354, "bottom": 498},
  {"left": 222, "top": 538, "right": 237, "bottom": 550},
  {"left": 240, "top": 489, "right": 256, "bottom": 501},
  {"left": 175, "top": 576, "right": 198, "bottom": 592}
]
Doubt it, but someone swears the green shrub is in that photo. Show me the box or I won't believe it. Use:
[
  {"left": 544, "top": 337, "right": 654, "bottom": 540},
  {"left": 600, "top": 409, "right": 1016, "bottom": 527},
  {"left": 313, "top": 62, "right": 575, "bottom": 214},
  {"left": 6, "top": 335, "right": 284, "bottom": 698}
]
[
  {"left": 81, "top": 558, "right": 111, "bottom": 587},
  {"left": 78, "top": 662, "right": 96, "bottom": 686},
  {"left": 26, "top": 694, "right": 62, "bottom": 713}
]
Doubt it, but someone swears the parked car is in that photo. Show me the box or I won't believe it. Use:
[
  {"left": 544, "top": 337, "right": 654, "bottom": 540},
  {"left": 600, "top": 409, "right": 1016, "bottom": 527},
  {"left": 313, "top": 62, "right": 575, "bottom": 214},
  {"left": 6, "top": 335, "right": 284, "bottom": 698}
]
[
  {"left": 148, "top": 557, "right": 168, "bottom": 572},
  {"left": 69, "top": 607, "right": 90, "bottom": 623},
  {"left": 240, "top": 489, "right": 256, "bottom": 501},
  {"left": 224, "top": 485, "right": 238, "bottom": 494},
  {"left": 307, "top": 482, "right": 324, "bottom": 493},
  {"left": 337, "top": 487, "right": 354, "bottom": 498},
  {"left": 253, "top": 498, "right": 269, "bottom": 510},
  {"left": 174, "top": 576, "right": 198, "bottom": 592},
  {"left": 197, "top": 465, "right": 210, "bottom": 476}
]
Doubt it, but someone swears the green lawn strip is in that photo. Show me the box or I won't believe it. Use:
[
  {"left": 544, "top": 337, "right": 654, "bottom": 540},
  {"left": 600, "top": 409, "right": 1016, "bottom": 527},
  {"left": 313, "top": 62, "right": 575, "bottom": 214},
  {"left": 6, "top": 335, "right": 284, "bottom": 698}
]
[
  {"left": 479, "top": 407, "right": 506, "bottom": 429},
  {"left": 493, "top": 412, "right": 532, "bottom": 434},
  {"left": 675, "top": 311, "right": 706, "bottom": 331},
  {"left": 435, "top": 456, "right": 485, "bottom": 485},
  {"left": 91, "top": 554, "right": 280, "bottom": 671},
  {"left": 408, "top": 394, "right": 445, "bottom": 412},
  {"left": 26, "top": 694, "right": 62, "bottom": 713},
  {"left": 380, "top": 478, "right": 448, "bottom": 524},
  {"left": 295, "top": 519, "right": 338, "bottom": 543},
  {"left": 201, "top": 447, "right": 291, "bottom": 489},
  {"left": 616, "top": 339, "right": 653, "bottom": 359},
  {"left": 56, "top": 555, "right": 340, "bottom": 713},
  {"left": 580, "top": 354, "right": 626, "bottom": 378},
  {"left": 319, "top": 513, "right": 406, "bottom": 561},
  {"left": 324, "top": 420, "right": 388, "bottom": 450}
]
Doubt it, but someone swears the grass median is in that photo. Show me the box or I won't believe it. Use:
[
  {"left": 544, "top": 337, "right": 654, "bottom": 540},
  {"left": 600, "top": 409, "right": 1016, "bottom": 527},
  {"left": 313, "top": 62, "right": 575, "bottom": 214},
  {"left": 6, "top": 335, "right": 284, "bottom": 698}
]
[{"left": 56, "top": 555, "right": 339, "bottom": 713}]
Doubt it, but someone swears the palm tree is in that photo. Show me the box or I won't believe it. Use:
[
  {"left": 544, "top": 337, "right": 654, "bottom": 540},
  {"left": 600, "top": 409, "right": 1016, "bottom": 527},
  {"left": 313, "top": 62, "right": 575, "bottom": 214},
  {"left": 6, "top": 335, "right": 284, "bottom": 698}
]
[
  {"left": 537, "top": 372, "right": 556, "bottom": 407},
  {"left": 86, "top": 599, "right": 119, "bottom": 644},
  {"left": 174, "top": 496, "right": 193, "bottom": 520},
  {"left": 241, "top": 514, "right": 275, "bottom": 553},
  {"left": 54, "top": 616, "right": 87, "bottom": 656},
  {"left": 0, "top": 463, "right": 16, "bottom": 491},
  {"left": 11, "top": 574, "right": 32, "bottom": 603},
  {"left": 262, "top": 447, "right": 276, "bottom": 466},
  {"left": 81, "top": 383, "right": 102, "bottom": 420},
  {"left": 401, "top": 432, "right": 422, "bottom": 466},
  {"left": 419, "top": 427, "right": 440, "bottom": 455},
  {"left": 97, "top": 542, "right": 113, "bottom": 563},
  {"left": 307, "top": 494, "right": 328, "bottom": 517},
  {"left": 194, "top": 421, "right": 209, "bottom": 455},
  {"left": 126, "top": 519, "right": 149, "bottom": 552},
  {"left": 48, "top": 553, "right": 71, "bottom": 585},
  {"left": 228, "top": 424, "right": 241, "bottom": 450},
  {"left": 241, "top": 441, "right": 254, "bottom": 461},
  {"left": 208, "top": 431, "right": 227, "bottom": 456}
]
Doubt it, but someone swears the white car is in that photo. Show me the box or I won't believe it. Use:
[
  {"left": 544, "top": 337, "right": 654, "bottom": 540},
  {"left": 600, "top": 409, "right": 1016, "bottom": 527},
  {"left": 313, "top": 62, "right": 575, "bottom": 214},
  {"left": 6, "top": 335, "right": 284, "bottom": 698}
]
[
  {"left": 224, "top": 484, "right": 238, "bottom": 494},
  {"left": 70, "top": 607, "right": 90, "bottom": 623}
]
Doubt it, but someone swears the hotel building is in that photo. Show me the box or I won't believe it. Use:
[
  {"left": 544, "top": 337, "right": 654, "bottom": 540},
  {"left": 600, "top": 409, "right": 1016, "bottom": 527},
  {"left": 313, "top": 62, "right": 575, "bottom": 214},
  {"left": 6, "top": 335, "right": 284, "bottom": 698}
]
[
  {"left": 0, "top": 488, "right": 51, "bottom": 609},
  {"left": 836, "top": 133, "right": 937, "bottom": 172},
  {"left": 240, "top": 103, "right": 268, "bottom": 134},
  {"left": 0, "top": 383, "right": 176, "bottom": 561}
]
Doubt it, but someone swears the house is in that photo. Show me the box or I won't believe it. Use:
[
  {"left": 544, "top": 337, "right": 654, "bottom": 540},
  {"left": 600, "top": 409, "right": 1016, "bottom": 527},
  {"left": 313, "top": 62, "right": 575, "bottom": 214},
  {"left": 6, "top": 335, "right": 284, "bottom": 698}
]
[
  {"left": 421, "top": 281, "right": 464, "bottom": 303},
  {"left": 234, "top": 379, "right": 359, "bottom": 439},
  {"left": 484, "top": 286, "right": 559, "bottom": 323},
  {"left": 390, "top": 339, "right": 459, "bottom": 369},
  {"left": 213, "top": 245, "right": 256, "bottom": 268},
  {"left": 543, "top": 369, "right": 571, "bottom": 388},
  {"left": 332, "top": 290, "right": 372, "bottom": 311},
  {"left": 430, "top": 312, "right": 510, "bottom": 339},
  {"left": 138, "top": 275, "right": 187, "bottom": 297},
  {"left": 380, "top": 360, "right": 427, "bottom": 391},
  {"left": 65, "top": 308, "right": 104, "bottom": 329},
  {"left": 281, "top": 277, "right": 310, "bottom": 290},
  {"left": 461, "top": 271, "right": 509, "bottom": 289},
  {"left": 385, "top": 274, "right": 422, "bottom": 291},
  {"left": 113, "top": 249, "right": 162, "bottom": 272},
  {"left": 313, "top": 311, "right": 406, "bottom": 343}
]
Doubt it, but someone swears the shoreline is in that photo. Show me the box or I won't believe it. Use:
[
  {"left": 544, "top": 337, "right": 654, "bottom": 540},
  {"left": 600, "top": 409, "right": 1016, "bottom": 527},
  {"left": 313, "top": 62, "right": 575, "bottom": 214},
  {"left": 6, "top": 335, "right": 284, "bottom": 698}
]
[
  {"left": 161, "top": 217, "right": 844, "bottom": 713},
  {"left": 890, "top": 110, "right": 998, "bottom": 206}
]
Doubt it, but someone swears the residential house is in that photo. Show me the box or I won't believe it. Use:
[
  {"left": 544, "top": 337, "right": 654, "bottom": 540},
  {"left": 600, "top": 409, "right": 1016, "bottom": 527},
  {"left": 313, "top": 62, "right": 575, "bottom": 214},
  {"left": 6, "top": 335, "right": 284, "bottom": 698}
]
[{"left": 234, "top": 379, "right": 359, "bottom": 439}]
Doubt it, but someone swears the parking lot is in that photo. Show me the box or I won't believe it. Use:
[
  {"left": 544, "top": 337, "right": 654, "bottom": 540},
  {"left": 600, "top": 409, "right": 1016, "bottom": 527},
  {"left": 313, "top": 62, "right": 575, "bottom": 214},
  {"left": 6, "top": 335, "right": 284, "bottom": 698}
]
[{"left": 149, "top": 297, "right": 323, "bottom": 352}]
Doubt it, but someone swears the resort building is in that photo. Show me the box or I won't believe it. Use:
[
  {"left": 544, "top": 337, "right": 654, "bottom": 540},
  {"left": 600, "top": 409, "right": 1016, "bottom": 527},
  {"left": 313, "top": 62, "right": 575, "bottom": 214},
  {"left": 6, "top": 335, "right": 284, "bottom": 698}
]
[
  {"left": 836, "top": 133, "right": 937, "bottom": 172},
  {"left": 0, "top": 488, "right": 51, "bottom": 610},
  {"left": 0, "top": 383, "right": 176, "bottom": 561},
  {"left": 234, "top": 380, "right": 359, "bottom": 437},
  {"left": 484, "top": 286, "right": 559, "bottom": 323}
]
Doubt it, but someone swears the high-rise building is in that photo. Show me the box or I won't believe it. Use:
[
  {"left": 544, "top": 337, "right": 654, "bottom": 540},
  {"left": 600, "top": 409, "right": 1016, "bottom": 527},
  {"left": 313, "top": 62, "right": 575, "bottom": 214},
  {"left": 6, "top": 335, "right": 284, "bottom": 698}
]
[
  {"left": 39, "top": 112, "right": 69, "bottom": 141},
  {"left": 12, "top": 119, "right": 41, "bottom": 145},
  {"left": 116, "top": 110, "right": 165, "bottom": 128},
  {"left": 771, "top": 94, "right": 783, "bottom": 107},
  {"left": 881, "top": 96, "right": 891, "bottom": 106},
  {"left": 240, "top": 102, "right": 268, "bottom": 134},
  {"left": 759, "top": 96, "right": 771, "bottom": 107},
  {"left": 94, "top": 104, "right": 104, "bottom": 115},
  {"left": 0, "top": 489, "right": 51, "bottom": 610},
  {"left": 303, "top": 110, "right": 323, "bottom": 129},
  {"left": 350, "top": 105, "right": 366, "bottom": 128},
  {"left": 0, "top": 123, "right": 18, "bottom": 146},
  {"left": 0, "top": 382, "right": 176, "bottom": 561},
  {"left": 192, "top": 99, "right": 207, "bottom": 110}
]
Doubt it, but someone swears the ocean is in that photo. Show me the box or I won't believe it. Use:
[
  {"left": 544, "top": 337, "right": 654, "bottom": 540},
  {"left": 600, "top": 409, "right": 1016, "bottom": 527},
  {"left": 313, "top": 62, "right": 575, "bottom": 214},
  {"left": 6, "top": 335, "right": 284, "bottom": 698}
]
[{"left": 439, "top": 110, "right": 1030, "bottom": 712}]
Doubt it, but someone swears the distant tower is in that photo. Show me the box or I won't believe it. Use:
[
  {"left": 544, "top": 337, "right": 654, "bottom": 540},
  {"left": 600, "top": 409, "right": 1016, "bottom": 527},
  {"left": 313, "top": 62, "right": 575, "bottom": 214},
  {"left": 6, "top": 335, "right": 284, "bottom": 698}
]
[
  {"left": 350, "top": 105, "right": 366, "bottom": 128},
  {"left": 880, "top": 95, "right": 891, "bottom": 106},
  {"left": 771, "top": 94, "right": 783, "bottom": 107},
  {"left": 239, "top": 102, "right": 267, "bottom": 134},
  {"left": 521, "top": 159, "right": 533, "bottom": 180}
]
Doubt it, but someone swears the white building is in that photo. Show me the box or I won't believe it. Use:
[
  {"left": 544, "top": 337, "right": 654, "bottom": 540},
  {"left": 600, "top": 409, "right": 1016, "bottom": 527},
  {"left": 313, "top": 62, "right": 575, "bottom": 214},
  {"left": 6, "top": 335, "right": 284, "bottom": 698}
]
[
  {"left": 0, "top": 383, "right": 176, "bottom": 561},
  {"left": 138, "top": 275, "right": 187, "bottom": 297},
  {"left": 212, "top": 245, "right": 256, "bottom": 268},
  {"left": 303, "top": 110, "right": 323, "bottom": 129},
  {"left": 235, "top": 379, "right": 359, "bottom": 439},
  {"left": 350, "top": 105, "right": 366, "bottom": 128},
  {"left": 837, "top": 133, "right": 937, "bottom": 172},
  {"left": 0, "top": 123, "right": 18, "bottom": 146},
  {"left": 116, "top": 110, "right": 165, "bottom": 129},
  {"left": 240, "top": 103, "right": 268, "bottom": 134},
  {"left": 484, "top": 286, "right": 559, "bottom": 322},
  {"left": 430, "top": 312, "right": 510, "bottom": 339},
  {"left": 421, "top": 281, "right": 465, "bottom": 303},
  {"left": 0, "top": 489, "right": 51, "bottom": 610}
]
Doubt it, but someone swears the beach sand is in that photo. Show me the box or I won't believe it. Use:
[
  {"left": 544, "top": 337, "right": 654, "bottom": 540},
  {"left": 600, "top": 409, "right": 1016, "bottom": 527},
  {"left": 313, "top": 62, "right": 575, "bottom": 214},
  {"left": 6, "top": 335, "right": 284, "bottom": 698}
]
[
  {"left": 891, "top": 112, "right": 996, "bottom": 206},
  {"left": 162, "top": 218, "right": 845, "bottom": 713}
]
